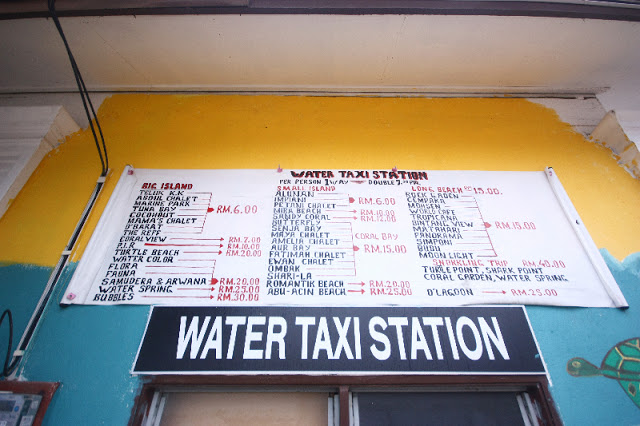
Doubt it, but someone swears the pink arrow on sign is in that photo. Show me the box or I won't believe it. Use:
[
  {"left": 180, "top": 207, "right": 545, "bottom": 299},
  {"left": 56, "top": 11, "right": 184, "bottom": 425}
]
[{"left": 177, "top": 287, "right": 216, "bottom": 291}]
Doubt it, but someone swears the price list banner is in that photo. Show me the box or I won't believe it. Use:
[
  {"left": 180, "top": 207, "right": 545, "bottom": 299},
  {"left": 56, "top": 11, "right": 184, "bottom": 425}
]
[{"left": 64, "top": 167, "right": 627, "bottom": 308}]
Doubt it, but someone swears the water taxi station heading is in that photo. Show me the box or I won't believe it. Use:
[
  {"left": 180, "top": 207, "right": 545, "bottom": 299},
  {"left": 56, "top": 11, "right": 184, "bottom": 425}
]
[{"left": 289, "top": 170, "right": 430, "bottom": 181}]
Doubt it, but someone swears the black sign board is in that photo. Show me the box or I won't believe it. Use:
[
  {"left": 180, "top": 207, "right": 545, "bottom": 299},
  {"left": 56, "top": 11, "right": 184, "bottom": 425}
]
[{"left": 133, "top": 306, "right": 545, "bottom": 375}]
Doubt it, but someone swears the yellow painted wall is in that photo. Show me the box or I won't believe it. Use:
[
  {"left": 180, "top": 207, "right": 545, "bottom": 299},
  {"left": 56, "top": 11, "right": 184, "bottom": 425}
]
[{"left": 0, "top": 94, "right": 638, "bottom": 266}]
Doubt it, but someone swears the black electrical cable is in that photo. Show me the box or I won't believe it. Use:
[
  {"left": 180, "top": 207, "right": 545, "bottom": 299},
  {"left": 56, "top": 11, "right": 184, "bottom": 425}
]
[
  {"left": 48, "top": 0, "right": 107, "bottom": 175},
  {"left": 1, "top": 309, "right": 19, "bottom": 377},
  {"left": 0, "top": 1, "right": 112, "bottom": 378},
  {"left": 48, "top": 0, "right": 109, "bottom": 176}
]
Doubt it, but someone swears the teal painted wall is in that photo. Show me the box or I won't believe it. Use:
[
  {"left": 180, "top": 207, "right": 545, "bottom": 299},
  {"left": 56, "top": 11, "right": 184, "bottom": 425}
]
[
  {"left": 528, "top": 250, "right": 640, "bottom": 423},
  {"left": 17, "top": 263, "right": 148, "bottom": 425},
  {"left": 0, "top": 264, "right": 50, "bottom": 370}
]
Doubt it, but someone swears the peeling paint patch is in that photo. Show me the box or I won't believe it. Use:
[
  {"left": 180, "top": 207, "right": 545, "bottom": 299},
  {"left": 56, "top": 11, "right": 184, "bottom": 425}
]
[{"left": 589, "top": 111, "right": 640, "bottom": 180}]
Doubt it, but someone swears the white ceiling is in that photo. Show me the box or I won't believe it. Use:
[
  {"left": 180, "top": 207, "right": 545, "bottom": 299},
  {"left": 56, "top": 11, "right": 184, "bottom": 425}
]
[{"left": 0, "top": 14, "right": 639, "bottom": 111}]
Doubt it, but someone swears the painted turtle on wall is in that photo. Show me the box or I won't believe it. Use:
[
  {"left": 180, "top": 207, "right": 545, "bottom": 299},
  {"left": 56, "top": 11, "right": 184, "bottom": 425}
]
[{"left": 567, "top": 337, "right": 640, "bottom": 409}]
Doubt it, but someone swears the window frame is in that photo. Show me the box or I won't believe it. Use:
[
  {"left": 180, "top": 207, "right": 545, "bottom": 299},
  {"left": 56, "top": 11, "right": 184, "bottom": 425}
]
[
  {"left": 0, "top": 381, "right": 59, "bottom": 426},
  {"left": 129, "top": 374, "right": 561, "bottom": 426}
]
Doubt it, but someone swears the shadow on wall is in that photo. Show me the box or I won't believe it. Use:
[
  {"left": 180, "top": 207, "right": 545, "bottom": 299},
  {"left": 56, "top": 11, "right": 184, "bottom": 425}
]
[{"left": 0, "top": 264, "right": 52, "bottom": 369}]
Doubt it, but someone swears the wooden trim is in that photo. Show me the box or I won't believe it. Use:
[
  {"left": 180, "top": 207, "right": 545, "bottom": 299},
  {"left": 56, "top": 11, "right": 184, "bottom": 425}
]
[
  {"left": 135, "top": 373, "right": 551, "bottom": 386},
  {"left": 0, "top": 381, "right": 59, "bottom": 426},
  {"left": 128, "top": 379, "right": 156, "bottom": 426},
  {"left": 1, "top": 0, "right": 640, "bottom": 22},
  {"left": 535, "top": 380, "right": 563, "bottom": 426},
  {"left": 129, "top": 374, "right": 562, "bottom": 425},
  {"left": 339, "top": 385, "right": 349, "bottom": 426}
]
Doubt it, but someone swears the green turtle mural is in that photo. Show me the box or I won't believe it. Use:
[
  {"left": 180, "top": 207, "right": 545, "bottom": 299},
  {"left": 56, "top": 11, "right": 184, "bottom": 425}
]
[{"left": 567, "top": 338, "right": 640, "bottom": 409}]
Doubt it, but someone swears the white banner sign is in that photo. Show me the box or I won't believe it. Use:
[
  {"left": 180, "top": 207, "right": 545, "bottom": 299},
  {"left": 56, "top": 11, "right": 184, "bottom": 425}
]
[{"left": 64, "top": 167, "right": 627, "bottom": 307}]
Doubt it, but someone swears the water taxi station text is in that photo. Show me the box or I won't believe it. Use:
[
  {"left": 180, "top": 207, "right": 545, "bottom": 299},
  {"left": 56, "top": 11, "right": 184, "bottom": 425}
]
[{"left": 176, "top": 314, "right": 509, "bottom": 363}]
